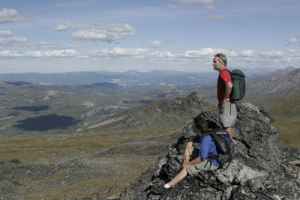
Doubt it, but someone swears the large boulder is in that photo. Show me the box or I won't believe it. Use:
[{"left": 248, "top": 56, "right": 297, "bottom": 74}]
[{"left": 120, "top": 102, "right": 300, "bottom": 200}]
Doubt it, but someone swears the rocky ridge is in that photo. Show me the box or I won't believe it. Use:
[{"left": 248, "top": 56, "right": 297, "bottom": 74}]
[{"left": 120, "top": 102, "right": 300, "bottom": 200}]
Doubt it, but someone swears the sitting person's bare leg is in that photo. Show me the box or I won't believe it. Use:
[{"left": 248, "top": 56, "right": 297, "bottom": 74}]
[
  {"left": 164, "top": 142, "right": 193, "bottom": 188},
  {"left": 164, "top": 166, "right": 189, "bottom": 188},
  {"left": 183, "top": 142, "right": 193, "bottom": 165}
]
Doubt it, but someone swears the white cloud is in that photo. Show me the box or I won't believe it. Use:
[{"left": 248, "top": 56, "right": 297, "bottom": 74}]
[
  {"left": 259, "top": 50, "right": 284, "bottom": 58},
  {"left": 14, "top": 47, "right": 291, "bottom": 64},
  {"left": 72, "top": 24, "right": 135, "bottom": 43},
  {"left": 56, "top": 24, "right": 70, "bottom": 31},
  {"left": 0, "top": 36, "right": 27, "bottom": 44},
  {"left": 288, "top": 36, "right": 300, "bottom": 45},
  {"left": 289, "top": 37, "right": 298, "bottom": 43},
  {"left": 32, "top": 49, "right": 78, "bottom": 57},
  {"left": 171, "top": 0, "right": 216, "bottom": 8},
  {"left": 0, "top": 8, "right": 22, "bottom": 23},
  {"left": 151, "top": 40, "right": 162, "bottom": 47},
  {"left": 151, "top": 50, "right": 175, "bottom": 58},
  {"left": 97, "top": 47, "right": 148, "bottom": 58},
  {"left": 0, "top": 50, "right": 23, "bottom": 57},
  {"left": 1, "top": 46, "right": 299, "bottom": 73},
  {"left": 92, "top": 47, "right": 269, "bottom": 62},
  {"left": 0, "top": 49, "right": 78, "bottom": 58},
  {"left": 94, "top": 48, "right": 177, "bottom": 59},
  {"left": 239, "top": 50, "right": 255, "bottom": 57},
  {"left": 0, "top": 30, "right": 28, "bottom": 45},
  {"left": 183, "top": 48, "right": 238, "bottom": 58},
  {"left": 0, "top": 30, "right": 13, "bottom": 37},
  {"left": 175, "top": 48, "right": 298, "bottom": 70},
  {"left": 55, "top": 0, "right": 95, "bottom": 8},
  {"left": 184, "top": 48, "right": 215, "bottom": 58}
]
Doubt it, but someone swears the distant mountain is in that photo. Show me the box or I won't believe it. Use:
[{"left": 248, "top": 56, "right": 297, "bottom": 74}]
[
  {"left": 248, "top": 67, "right": 300, "bottom": 96},
  {"left": 246, "top": 67, "right": 300, "bottom": 148},
  {"left": 4, "top": 81, "right": 33, "bottom": 86},
  {"left": 0, "top": 70, "right": 215, "bottom": 86},
  {"left": 87, "top": 82, "right": 122, "bottom": 90}
]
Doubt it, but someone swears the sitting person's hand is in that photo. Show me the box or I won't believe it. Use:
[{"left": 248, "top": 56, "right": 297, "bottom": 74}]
[{"left": 183, "top": 161, "right": 191, "bottom": 168}]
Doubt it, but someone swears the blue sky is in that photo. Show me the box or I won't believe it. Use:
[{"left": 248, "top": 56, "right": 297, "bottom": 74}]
[{"left": 0, "top": 0, "right": 300, "bottom": 73}]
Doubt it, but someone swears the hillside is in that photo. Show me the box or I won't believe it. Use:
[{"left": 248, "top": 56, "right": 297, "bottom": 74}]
[
  {"left": 246, "top": 67, "right": 300, "bottom": 147},
  {"left": 0, "top": 80, "right": 191, "bottom": 135},
  {"left": 248, "top": 67, "right": 300, "bottom": 96},
  {"left": 83, "top": 92, "right": 213, "bottom": 133},
  {"left": 0, "top": 92, "right": 213, "bottom": 200}
]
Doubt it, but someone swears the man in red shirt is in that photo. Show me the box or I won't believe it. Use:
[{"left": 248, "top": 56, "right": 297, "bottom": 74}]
[{"left": 213, "top": 53, "right": 237, "bottom": 140}]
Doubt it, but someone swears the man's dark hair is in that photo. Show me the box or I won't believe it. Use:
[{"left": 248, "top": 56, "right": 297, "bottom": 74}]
[
  {"left": 214, "top": 53, "right": 227, "bottom": 66},
  {"left": 193, "top": 115, "right": 218, "bottom": 133}
]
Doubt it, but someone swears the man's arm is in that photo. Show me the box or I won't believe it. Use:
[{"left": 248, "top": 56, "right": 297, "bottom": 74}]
[
  {"left": 224, "top": 82, "right": 233, "bottom": 101},
  {"left": 221, "top": 70, "right": 233, "bottom": 101}
]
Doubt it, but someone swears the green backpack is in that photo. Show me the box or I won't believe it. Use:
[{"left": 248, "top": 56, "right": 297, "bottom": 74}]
[{"left": 230, "top": 69, "right": 246, "bottom": 101}]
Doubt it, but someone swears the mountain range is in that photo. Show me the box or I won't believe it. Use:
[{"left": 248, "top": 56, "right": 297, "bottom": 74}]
[
  {"left": 248, "top": 67, "right": 300, "bottom": 96},
  {"left": 0, "top": 70, "right": 216, "bottom": 87}
]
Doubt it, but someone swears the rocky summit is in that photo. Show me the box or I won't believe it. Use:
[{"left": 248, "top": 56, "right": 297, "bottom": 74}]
[{"left": 120, "top": 102, "right": 300, "bottom": 200}]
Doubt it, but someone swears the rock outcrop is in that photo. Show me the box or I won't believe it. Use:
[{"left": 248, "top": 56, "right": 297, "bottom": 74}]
[{"left": 120, "top": 102, "right": 300, "bottom": 200}]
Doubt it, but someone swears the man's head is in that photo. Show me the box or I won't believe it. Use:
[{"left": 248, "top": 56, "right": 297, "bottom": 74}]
[{"left": 213, "top": 53, "right": 227, "bottom": 71}]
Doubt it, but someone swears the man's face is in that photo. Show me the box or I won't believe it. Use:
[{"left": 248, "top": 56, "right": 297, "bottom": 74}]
[{"left": 212, "top": 56, "right": 222, "bottom": 71}]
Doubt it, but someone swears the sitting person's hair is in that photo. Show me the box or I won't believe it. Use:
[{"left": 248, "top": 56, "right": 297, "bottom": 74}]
[{"left": 193, "top": 112, "right": 218, "bottom": 133}]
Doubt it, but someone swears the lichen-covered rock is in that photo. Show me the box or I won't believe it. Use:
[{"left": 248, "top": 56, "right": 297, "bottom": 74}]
[{"left": 120, "top": 102, "right": 300, "bottom": 200}]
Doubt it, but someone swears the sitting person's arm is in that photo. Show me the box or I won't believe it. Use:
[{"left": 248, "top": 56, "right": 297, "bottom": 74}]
[
  {"left": 183, "top": 157, "right": 201, "bottom": 168},
  {"left": 183, "top": 136, "right": 211, "bottom": 168}
]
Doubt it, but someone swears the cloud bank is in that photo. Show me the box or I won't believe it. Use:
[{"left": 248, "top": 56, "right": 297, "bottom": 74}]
[
  {"left": 72, "top": 24, "right": 135, "bottom": 43},
  {"left": 171, "top": 0, "right": 216, "bottom": 8},
  {"left": 0, "top": 30, "right": 28, "bottom": 45},
  {"left": 0, "top": 8, "right": 23, "bottom": 23},
  {"left": 55, "top": 24, "right": 70, "bottom": 31},
  {"left": 0, "top": 49, "right": 78, "bottom": 58}
]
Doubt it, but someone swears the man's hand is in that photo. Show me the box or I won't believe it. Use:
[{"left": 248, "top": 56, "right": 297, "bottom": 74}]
[{"left": 223, "top": 98, "right": 230, "bottom": 103}]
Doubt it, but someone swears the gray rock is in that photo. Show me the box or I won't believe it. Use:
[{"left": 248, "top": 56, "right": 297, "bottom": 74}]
[
  {"left": 215, "top": 160, "right": 268, "bottom": 185},
  {"left": 120, "top": 102, "right": 300, "bottom": 200}
]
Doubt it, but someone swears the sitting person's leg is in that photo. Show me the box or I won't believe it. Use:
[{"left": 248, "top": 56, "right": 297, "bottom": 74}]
[
  {"left": 164, "top": 160, "right": 218, "bottom": 188},
  {"left": 164, "top": 142, "right": 194, "bottom": 188},
  {"left": 164, "top": 166, "right": 189, "bottom": 188},
  {"left": 183, "top": 141, "right": 193, "bottom": 165}
]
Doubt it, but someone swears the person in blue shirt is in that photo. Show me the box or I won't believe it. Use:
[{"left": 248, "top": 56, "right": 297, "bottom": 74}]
[{"left": 164, "top": 115, "right": 232, "bottom": 189}]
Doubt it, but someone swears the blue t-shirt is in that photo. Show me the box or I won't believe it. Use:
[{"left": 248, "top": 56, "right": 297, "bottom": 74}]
[{"left": 197, "top": 133, "right": 231, "bottom": 167}]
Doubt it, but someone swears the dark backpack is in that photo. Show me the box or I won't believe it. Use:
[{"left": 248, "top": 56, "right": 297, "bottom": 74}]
[
  {"left": 230, "top": 69, "right": 246, "bottom": 101},
  {"left": 209, "top": 132, "right": 234, "bottom": 168}
]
